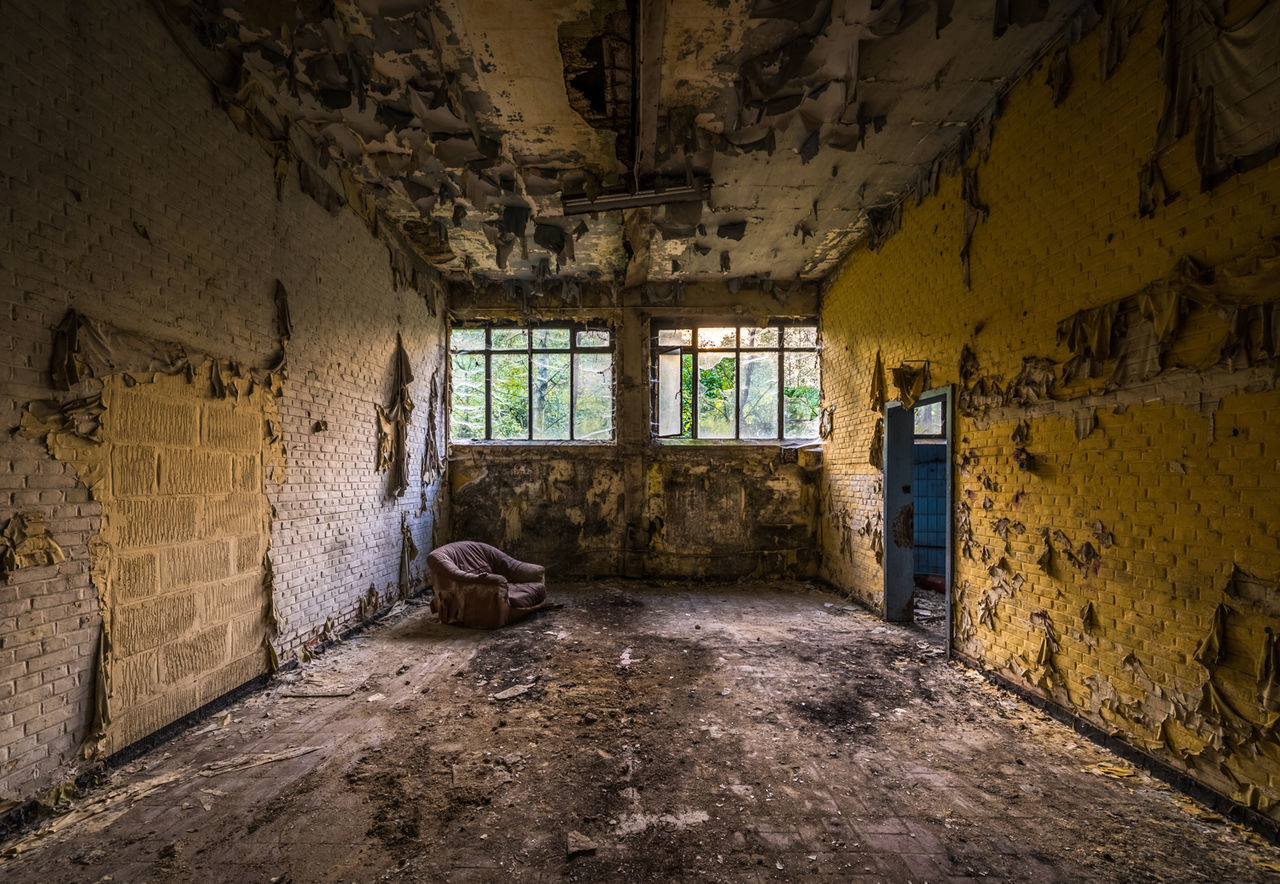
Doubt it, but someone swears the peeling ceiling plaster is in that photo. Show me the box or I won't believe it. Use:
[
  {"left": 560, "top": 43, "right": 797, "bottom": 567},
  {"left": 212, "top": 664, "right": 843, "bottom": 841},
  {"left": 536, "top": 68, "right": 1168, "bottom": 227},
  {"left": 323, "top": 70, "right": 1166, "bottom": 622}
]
[{"left": 173, "top": 0, "right": 1090, "bottom": 289}]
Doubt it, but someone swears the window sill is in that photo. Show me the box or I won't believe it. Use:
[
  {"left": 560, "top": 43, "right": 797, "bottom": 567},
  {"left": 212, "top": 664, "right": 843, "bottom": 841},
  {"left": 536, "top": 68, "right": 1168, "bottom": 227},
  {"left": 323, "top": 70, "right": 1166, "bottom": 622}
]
[
  {"left": 450, "top": 440, "right": 617, "bottom": 448},
  {"left": 651, "top": 438, "right": 821, "bottom": 448}
]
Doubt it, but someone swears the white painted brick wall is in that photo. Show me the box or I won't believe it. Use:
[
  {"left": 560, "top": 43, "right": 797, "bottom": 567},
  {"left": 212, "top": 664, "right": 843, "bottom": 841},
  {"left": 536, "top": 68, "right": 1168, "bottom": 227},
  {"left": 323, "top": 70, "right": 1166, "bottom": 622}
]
[{"left": 1, "top": 0, "right": 444, "bottom": 805}]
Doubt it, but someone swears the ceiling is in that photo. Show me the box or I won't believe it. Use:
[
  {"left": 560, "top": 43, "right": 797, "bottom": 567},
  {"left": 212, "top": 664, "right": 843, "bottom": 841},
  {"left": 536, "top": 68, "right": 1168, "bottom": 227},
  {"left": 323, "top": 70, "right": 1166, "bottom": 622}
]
[{"left": 172, "top": 0, "right": 1088, "bottom": 289}]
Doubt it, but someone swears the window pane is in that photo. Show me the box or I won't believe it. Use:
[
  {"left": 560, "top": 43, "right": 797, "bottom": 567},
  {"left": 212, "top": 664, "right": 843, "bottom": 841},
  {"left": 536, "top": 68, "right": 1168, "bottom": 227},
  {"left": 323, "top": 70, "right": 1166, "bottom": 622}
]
[
  {"left": 740, "top": 327, "right": 779, "bottom": 348},
  {"left": 533, "top": 328, "right": 571, "bottom": 349},
  {"left": 532, "top": 352, "right": 571, "bottom": 440},
  {"left": 574, "top": 353, "right": 614, "bottom": 440},
  {"left": 915, "top": 400, "right": 944, "bottom": 436},
  {"left": 740, "top": 352, "right": 779, "bottom": 439},
  {"left": 783, "top": 351, "right": 820, "bottom": 437},
  {"left": 490, "top": 354, "right": 529, "bottom": 439},
  {"left": 681, "top": 354, "right": 693, "bottom": 435},
  {"left": 697, "top": 353, "right": 736, "bottom": 438},
  {"left": 699, "top": 327, "right": 737, "bottom": 349},
  {"left": 491, "top": 328, "right": 528, "bottom": 350},
  {"left": 657, "top": 352, "right": 684, "bottom": 437},
  {"left": 658, "top": 328, "right": 692, "bottom": 346},
  {"left": 450, "top": 353, "right": 486, "bottom": 440},
  {"left": 576, "top": 329, "right": 610, "bottom": 347},
  {"left": 783, "top": 326, "right": 817, "bottom": 348},
  {"left": 451, "top": 328, "right": 484, "bottom": 350}
]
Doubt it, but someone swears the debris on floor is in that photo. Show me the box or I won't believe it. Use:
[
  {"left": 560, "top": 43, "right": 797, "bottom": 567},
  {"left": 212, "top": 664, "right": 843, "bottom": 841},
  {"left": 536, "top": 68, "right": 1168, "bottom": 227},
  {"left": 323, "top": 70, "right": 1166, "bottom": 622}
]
[{"left": 2, "top": 582, "right": 1278, "bottom": 882}]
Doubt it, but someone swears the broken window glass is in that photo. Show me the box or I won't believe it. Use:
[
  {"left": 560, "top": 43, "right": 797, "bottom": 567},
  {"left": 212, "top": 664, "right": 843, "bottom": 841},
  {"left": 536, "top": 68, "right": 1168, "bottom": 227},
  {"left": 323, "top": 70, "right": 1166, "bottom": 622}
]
[
  {"left": 576, "top": 329, "right": 610, "bottom": 348},
  {"left": 740, "top": 326, "right": 780, "bottom": 348},
  {"left": 653, "top": 321, "right": 819, "bottom": 441},
  {"left": 532, "top": 352, "right": 570, "bottom": 440},
  {"left": 450, "top": 352, "right": 485, "bottom": 440},
  {"left": 740, "top": 352, "right": 779, "bottom": 439},
  {"left": 449, "top": 324, "right": 615, "bottom": 442},
  {"left": 784, "top": 326, "right": 817, "bottom": 348},
  {"left": 783, "top": 350, "right": 820, "bottom": 438},
  {"left": 490, "top": 328, "right": 529, "bottom": 350},
  {"left": 490, "top": 354, "right": 529, "bottom": 439},
  {"left": 574, "top": 353, "right": 614, "bottom": 440},
  {"left": 699, "top": 327, "right": 737, "bottom": 349},
  {"left": 533, "top": 328, "right": 571, "bottom": 349}
]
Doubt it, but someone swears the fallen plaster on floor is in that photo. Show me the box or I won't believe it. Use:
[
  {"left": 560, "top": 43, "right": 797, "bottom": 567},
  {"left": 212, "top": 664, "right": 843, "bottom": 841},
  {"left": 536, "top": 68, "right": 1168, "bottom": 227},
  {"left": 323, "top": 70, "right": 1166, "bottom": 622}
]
[{"left": 4, "top": 582, "right": 1280, "bottom": 881}]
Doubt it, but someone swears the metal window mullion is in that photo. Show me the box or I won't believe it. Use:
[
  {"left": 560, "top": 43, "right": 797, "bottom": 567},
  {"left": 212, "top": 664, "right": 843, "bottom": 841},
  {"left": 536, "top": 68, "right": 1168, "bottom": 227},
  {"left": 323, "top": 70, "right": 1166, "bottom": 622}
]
[
  {"left": 569, "top": 340, "right": 578, "bottom": 441},
  {"left": 690, "top": 334, "right": 699, "bottom": 439},
  {"left": 776, "top": 345, "right": 784, "bottom": 440},
  {"left": 526, "top": 332, "right": 533, "bottom": 440},
  {"left": 484, "top": 329, "right": 493, "bottom": 441},
  {"left": 734, "top": 341, "right": 741, "bottom": 440}
]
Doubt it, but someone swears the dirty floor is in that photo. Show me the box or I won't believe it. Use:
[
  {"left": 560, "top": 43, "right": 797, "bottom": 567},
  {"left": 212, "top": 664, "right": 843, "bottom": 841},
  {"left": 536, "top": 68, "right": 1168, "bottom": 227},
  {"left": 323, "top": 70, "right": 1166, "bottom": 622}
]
[{"left": 4, "top": 581, "right": 1279, "bottom": 882}]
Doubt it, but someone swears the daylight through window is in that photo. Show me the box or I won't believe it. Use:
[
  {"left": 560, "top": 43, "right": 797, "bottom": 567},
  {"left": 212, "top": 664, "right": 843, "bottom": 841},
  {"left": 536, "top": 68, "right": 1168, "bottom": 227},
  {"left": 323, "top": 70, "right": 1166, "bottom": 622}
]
[
  {"left": 652, "top": 322, "right": 820, "bottom": 440},
  {"left": 450, "top": 325, "right": 614, "bottom": 442}
]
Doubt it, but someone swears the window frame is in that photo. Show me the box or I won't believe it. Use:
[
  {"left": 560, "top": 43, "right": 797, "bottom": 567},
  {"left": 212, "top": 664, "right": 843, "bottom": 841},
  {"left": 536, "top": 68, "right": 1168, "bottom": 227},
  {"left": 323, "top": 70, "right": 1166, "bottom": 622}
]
[
  {"left": 449, "top": 321, "right": 615, "bottom": 443},
  {"left": 650, "top": 319, "right": 820, "bottom": 442}
]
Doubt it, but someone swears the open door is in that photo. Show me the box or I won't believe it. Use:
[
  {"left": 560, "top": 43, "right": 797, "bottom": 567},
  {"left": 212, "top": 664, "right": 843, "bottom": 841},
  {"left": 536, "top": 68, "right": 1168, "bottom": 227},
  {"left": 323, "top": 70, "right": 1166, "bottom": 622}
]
[
  {"left": 883, "top": 402, "right": 915, "bottom": 622},
  {"left": 883, "top": 387, "right": 953, "bottom": 639}
]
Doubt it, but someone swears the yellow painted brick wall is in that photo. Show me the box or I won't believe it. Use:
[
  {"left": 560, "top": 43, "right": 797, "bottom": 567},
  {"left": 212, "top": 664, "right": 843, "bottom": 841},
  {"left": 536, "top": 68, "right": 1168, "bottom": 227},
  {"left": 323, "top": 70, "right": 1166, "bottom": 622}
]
[{"left": 821, "top": 3, "right": 1280, "bottom": 818}]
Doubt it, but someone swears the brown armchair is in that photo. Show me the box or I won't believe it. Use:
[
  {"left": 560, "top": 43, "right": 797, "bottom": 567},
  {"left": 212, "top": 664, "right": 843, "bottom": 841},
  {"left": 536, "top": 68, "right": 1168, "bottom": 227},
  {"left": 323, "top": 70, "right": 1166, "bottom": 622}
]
[{"left": 426, "top": 540, "right": 548, "bottom": 628}]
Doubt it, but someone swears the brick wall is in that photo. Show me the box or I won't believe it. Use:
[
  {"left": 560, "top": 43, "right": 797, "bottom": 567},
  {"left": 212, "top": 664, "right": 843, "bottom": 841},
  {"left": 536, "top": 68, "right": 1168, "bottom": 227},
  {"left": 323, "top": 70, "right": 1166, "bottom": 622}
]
[
  {"left": 1, "top": 0, "right": 444, "bottom": 805},
  {"left": 820, "top": 4, "right": 1280, "bottom": 818}
]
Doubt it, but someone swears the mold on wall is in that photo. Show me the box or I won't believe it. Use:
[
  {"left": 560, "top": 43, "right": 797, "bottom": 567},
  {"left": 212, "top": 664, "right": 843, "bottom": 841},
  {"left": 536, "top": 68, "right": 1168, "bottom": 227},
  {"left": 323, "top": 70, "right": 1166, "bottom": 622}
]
[
  {"left": 820, "top": 2, "right": 1280, "bottom": 821},
  {"left": 449, "top": 449, "right": 626, "bottom": 579}
]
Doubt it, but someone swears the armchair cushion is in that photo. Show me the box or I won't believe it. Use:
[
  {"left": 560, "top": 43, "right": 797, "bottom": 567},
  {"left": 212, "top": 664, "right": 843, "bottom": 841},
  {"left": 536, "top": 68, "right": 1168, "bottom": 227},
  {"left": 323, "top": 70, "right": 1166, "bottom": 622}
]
[{"left": 426, "top": 541, "right": 548, "bottom": 628}]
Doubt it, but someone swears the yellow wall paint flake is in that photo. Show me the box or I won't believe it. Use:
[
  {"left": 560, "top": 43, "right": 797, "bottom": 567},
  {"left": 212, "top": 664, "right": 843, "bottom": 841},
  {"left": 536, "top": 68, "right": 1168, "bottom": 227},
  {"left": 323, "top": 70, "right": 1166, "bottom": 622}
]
[{"left": 820, "top": 5, "right": 1280, "bottom": 820}]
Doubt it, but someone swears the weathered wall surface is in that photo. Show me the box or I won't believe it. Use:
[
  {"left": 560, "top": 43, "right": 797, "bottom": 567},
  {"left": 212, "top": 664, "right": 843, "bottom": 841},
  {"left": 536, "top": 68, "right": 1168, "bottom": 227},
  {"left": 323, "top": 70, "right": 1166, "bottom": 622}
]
[
  {"left": 448, "top": 290, "right": 821, "bottom": 580},
  {"left": 449, "top": 443, "right": 819, "bottom": 580},
  {"left": 449, "top": 448, "right": 626, "bottom": 578},
  {"left": 1, "top": 0, "right": 444, "bottom": 807},
  {"left": 821, "top": 5, "right": 1280, "bottom": 819}
]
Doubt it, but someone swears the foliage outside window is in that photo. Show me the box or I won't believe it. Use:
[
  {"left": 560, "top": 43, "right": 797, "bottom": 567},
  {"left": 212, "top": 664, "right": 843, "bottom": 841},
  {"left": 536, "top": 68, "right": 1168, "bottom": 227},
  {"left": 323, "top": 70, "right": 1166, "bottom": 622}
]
[
  {"left": 450, "top": 324, "right": 614, "bottom": 442},
  {"left": 653, "top": 322, "right": 820, "bottom": 440}
]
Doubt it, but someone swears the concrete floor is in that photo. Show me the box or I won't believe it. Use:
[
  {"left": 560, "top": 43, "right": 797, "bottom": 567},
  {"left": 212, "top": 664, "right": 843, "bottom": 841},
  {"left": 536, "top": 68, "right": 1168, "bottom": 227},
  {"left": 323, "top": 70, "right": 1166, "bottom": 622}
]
[{"left": 4, "top": 581, "right": 1279, "bottom": 882}]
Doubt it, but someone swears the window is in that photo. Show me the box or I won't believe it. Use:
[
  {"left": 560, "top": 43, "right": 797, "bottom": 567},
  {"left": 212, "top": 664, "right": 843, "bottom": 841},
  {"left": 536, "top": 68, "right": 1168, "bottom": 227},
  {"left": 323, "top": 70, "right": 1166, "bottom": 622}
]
[
  {"left": 652, "top": 322, "right": 820, "bottom": 440},
  {"left": 913, "top": 399, "right": 945, "bottom": 439},
  {"left": 450, "top": 324, "right": 614, "bottom": 441}
]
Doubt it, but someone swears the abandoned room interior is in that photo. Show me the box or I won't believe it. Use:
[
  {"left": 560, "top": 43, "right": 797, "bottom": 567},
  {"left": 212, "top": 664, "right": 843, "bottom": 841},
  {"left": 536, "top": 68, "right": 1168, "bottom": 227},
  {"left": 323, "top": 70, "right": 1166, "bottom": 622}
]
[{"left": 4, "top": 0, "right": 1280, "bottom": 879}]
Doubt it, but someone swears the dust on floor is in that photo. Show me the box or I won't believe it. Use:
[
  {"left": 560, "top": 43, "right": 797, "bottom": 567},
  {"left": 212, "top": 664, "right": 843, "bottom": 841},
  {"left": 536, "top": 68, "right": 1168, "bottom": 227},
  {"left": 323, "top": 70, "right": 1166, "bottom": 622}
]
[{"left": 4, "top": 581, "right": 1279, "bottom": 883}]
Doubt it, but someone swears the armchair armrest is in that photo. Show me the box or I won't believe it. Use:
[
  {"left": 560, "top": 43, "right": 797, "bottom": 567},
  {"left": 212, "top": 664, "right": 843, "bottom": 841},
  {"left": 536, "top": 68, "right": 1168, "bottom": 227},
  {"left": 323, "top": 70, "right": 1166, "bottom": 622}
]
[
  {"left": 508, "top": 562, "right": 545, "bottom": 583},
  {"left": 467, "top": 571, "right": 509, "bottom": 587}
]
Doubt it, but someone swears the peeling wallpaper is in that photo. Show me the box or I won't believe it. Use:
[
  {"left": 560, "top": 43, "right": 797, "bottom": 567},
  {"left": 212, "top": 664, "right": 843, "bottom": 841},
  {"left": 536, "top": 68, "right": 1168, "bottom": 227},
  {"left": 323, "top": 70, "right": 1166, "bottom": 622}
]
[{"left": 820, "top": 2, "right": 1280, "bottom": 821}]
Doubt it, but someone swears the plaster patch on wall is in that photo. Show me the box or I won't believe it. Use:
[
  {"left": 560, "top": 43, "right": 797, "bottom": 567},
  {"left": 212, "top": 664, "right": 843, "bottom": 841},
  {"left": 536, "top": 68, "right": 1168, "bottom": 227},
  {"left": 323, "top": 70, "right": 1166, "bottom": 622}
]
[{"left": 18, "top": 307, "right": 289, "bottom": 758}]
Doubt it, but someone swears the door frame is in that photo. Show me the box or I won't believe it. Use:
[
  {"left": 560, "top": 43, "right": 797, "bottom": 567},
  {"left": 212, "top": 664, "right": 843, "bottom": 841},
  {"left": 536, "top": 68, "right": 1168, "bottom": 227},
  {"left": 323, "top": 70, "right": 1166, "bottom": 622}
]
[{"left": 882, "top": 386, "right": 954, "bottom": 655}]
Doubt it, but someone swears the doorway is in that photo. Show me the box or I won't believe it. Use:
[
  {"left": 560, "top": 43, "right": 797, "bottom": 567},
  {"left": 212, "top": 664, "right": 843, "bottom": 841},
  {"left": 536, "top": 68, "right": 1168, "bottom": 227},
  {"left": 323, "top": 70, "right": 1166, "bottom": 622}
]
[{"left": 883, "top": 388, "right": 953, "bottom": 647}]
